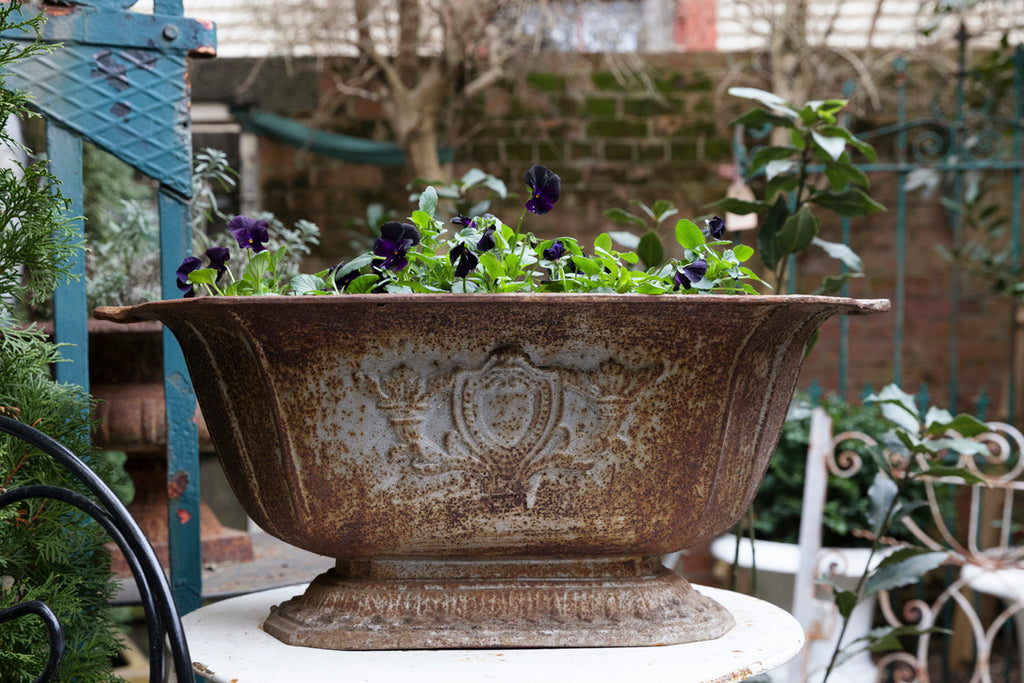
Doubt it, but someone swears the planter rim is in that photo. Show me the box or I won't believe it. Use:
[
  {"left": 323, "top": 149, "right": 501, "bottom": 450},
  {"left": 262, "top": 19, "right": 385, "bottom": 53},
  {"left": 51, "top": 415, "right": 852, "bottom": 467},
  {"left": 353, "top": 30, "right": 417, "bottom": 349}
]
[{"left": 95, "top": 293, "right": 890, "bottom": 324}]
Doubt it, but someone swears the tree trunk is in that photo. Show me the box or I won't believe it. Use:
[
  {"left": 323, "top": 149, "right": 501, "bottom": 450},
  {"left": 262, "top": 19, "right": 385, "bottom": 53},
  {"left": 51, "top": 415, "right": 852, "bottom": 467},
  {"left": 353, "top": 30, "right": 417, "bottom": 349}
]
[{"left": 402, "top": 110, "right": 445, "bottom": 184}]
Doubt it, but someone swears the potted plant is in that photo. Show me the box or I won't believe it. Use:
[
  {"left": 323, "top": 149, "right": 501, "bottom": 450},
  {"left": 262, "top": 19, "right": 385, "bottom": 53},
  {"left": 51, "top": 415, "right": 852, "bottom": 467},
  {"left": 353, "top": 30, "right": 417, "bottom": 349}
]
[{"left": 93, "top": 158, "right": 887, "bottom": 651}]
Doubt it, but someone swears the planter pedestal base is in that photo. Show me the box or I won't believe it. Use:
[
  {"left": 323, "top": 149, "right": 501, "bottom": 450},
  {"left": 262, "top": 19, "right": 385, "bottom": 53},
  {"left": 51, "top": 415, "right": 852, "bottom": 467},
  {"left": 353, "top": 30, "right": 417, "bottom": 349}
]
[{"left": 263, "top": 556, "right": 734, "bottom": 650}]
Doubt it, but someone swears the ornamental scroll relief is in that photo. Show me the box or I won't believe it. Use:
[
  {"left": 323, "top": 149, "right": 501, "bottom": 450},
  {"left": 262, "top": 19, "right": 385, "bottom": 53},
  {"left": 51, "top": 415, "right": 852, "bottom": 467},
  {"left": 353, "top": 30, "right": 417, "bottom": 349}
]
[{"left": 356, "top": 347, "right": 660, "bottom": 509}]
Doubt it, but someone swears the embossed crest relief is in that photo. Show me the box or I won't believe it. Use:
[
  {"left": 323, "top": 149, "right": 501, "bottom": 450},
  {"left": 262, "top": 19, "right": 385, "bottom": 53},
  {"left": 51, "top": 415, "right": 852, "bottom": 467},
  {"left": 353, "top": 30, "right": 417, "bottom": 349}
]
[{"left": 357, "top": 347, "right": 660, "bottom": 509}]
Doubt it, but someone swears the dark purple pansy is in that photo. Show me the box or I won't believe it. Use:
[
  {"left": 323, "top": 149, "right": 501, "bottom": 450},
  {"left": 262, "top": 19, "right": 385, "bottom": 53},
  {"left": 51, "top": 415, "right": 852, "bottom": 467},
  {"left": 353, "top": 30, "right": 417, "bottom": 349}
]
[
  {"left": 476, "top": 226, "right": 496, "bottom": 252},
  {"left": 328, "top": 261, "right": 360, "bottom": 289},
  {"left": 228, "top": 216, "right": 270, "bottom": 253},
  {"left": 449, "top": 243, "right": 479, "bottom": 278},
  {"left": 705, "top": 216, "right": 726, "bottom": 240},
  {"left": 673, "top": 259, "right": 708, "bottom": 291},
  {"left": 543, "top": 240, "right": 567, "bottom": 261},
  {"left": 176, "top": 256, "right": 202, "bottom": 298},
  {"left": 452, "top": 215, "right": 474, "bottom": 227},
  {"left": 205, "top": 246, "right": 230, "bottom": 282},
  {"left": 524, "top": 165, "right": 561, "bottom": 215},
  {"left": 373, "top": 221, "right": 421, "bottom": 272}
]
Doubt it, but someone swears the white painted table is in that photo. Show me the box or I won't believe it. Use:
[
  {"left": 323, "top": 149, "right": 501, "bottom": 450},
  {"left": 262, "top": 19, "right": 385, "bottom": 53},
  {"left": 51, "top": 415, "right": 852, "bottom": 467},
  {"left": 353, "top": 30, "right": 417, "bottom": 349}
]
[{"left": 182, "top": 583, "right": 804, "bottom": 683}]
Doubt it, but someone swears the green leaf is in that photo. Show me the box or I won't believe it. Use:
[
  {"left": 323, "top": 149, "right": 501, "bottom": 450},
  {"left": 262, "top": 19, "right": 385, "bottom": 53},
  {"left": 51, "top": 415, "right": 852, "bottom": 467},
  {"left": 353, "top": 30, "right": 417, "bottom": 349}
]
[
  {"left": 765, "top": 159, "right": 799, "bottom": 181},
  {"left": 812, "top": 188, "right": 886, "bottom": 217},
  {"left": 824, "top": 159, "right": 870, "bottom": 192},
  {"left": 675, "top": 219, "right": 705, "bottom": 249},
  {"left": 571, "top": 255, "right": 604, "bottom": 276},
  {"left": 749, "top": 146, "right": 798, "bottom": 174},
  {"left": 334, "top": 252, "right": 375, "bottom": 279},
  {"left": 765, "top": 174, "right": 801, "bottom": 198},
  {"left": 865, "top": 551, "right": 948, "bottom": 596},
  {"left": 607, "top": 231, "right": 641, "bottom": 249},
  {"left": 704, "top": 197, "right": 766, "bottom": 215},
  {"left": 345, "top": 273, "right": 380, "bottom": 293},
  {"left": 290, "top": 273, "right": 326, "bottom": 294},
  {"left": 459, "top": 168, "right": 487, "bottom": 188},
  {"left": 637, "top": 231, "right": 665, "bottom": 269},
  {"left": 730, "top": 108, "right": 796, "bottom": 131},
  {"left": 866, "top": 384, "right": 921, "bottom": 432},
  {"left": 924, "top": 412, "right": 990, "bottom": 438},
  {"left": 650, "top": 199, "right": 678, "bottom": 223},
  {"left": 594, "top": 233, "right": 613, "bottom": 251},
  {"left": 814, "top": 271, "right": 863, "bottom": 296},
  {"left": 811, "top": 131, "right": 848, "bottom": 161},
  {"left": 187, "top": 268, "right": 218, "bottom": 287},
  {"left": 757, "top": 195, "right": 790, "bottom": 270},
  {"left": 418, "top": 186, "right": 438, "bottom": 217},
  {"left": 603, "top": 207, "right": 647, "bottom": 227},
  {"left": 728, "top": 87, "right": 799, "bottom": 117},
  {"left": 410, "top": 209, "right": 436, "bottom": 232},
  {"left": 733, "top": 244, "right": 755, "bottom": 262},
  {"left": 812, "top": 236, "right": 863, "bottom": 271},
  {"left": 917, "top": 464, "right": 987, "bottom": 485},
  {"left": 867, "top": 472, "right": 898, "bottom": 535},
  {"left": 834, "top": 589, "right": 859, "bottom": 620},
  {"left": 776, "top": 204, "right": 818, "bottom": 256}
]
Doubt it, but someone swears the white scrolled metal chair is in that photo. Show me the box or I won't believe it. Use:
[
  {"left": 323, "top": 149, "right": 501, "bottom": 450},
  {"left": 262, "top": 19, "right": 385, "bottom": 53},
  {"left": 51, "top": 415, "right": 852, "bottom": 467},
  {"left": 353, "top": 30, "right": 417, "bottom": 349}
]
[{"left": 787, "top": 408, "right": 1024, "bottom": 683}]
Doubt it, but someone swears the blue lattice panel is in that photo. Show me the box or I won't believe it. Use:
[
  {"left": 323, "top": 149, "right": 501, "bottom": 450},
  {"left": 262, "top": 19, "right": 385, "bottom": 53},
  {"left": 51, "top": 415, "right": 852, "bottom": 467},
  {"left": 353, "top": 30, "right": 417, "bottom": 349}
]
[{"left": 2, "top": 6, "right": 215, "bottom": 196}]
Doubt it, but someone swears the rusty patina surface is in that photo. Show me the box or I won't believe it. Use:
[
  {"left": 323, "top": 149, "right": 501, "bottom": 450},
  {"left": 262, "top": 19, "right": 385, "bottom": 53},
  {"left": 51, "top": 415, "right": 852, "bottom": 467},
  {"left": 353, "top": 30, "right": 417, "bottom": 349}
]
[{"left": 96, "top": 293, "right": 888, "bottom": 649}]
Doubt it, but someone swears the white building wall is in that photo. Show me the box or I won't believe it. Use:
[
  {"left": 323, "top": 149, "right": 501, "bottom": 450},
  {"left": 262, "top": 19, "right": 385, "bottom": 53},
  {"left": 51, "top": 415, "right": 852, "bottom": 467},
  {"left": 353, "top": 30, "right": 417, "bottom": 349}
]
[{"left": 133, "top": 0, "right": 1024, "bottom": 58}]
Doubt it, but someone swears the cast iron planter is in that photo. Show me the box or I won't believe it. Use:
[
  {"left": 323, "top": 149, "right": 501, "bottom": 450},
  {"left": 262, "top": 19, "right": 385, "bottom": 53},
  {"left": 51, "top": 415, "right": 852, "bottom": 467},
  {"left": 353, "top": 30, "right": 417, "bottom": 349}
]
[{"left": 96, "top": 293, "right": 888, "bottom": 650}]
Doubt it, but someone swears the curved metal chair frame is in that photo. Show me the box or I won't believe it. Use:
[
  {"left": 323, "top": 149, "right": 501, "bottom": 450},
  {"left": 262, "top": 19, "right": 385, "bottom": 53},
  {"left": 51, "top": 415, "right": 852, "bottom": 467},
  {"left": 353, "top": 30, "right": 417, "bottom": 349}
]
[
  {"left": 0, "top": 415, "right": 191, "bottom": 682},
  {"left": 788, "top": 409, "right": 1024, "bottom": 683}
]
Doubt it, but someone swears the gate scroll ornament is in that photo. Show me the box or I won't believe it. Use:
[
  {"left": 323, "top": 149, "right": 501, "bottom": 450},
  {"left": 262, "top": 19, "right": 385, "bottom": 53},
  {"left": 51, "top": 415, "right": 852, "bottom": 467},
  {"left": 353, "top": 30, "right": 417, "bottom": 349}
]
[{"left": 357, "top": 346, "right": 661, "bottom": 509}]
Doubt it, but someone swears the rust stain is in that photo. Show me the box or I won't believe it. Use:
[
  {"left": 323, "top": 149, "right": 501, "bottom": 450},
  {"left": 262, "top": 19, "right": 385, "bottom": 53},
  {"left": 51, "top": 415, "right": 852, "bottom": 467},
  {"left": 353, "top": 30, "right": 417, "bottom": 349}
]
[
  {"left": 177, "top": 509, "right": 191, "bottom": 524},
  {"left": 167, "top": 471, "right": 188, "bottom": 499}
]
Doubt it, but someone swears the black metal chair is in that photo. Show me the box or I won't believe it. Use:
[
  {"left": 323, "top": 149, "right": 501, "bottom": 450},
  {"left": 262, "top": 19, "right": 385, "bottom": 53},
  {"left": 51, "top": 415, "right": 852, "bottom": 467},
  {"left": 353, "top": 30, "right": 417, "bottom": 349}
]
[{"left": 0, "top": 414, "right": 192, "bottom": 682}]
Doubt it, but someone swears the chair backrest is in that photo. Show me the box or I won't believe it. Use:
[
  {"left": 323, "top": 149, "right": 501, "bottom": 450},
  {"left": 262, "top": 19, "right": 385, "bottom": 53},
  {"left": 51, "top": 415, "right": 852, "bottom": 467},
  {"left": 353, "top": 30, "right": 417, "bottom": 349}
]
[
  {"left": 0, "top": 415, "right": 191, "bottom": 683},
  {"left": 786, "top": 409, "right": 1024, "bottom": 682}
]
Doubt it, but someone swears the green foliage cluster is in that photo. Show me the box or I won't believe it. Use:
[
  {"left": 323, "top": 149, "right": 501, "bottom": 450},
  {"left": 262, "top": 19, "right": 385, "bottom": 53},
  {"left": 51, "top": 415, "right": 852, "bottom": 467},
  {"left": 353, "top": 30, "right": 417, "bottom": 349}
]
[
  {"left": 821, "top": 385, "right": 990, "bottom": 679},
  {"left": 0, "top": 333, "right": 125, "bottom": 683},
  {"left": 83, "top": 145, "right": 322, "bottom": 308},
  {"left": 0, "top": 2, "right": 125, "bottom": 679},
  {"left": 713, "top": 88, "right": 884, "bottom": 294},
  {"left": 189, "top": 172, "right": 765, "bottom": 297}
]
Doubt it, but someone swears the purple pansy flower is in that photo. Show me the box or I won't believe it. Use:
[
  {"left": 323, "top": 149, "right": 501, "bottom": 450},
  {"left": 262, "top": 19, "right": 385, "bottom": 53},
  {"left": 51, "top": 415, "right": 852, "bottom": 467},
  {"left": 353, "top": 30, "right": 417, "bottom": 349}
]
[
  {"left": 228, "top": 216, "right": 270, "bottom": 253},
  {"left": 205, "top": 246, "right": 230, "bottom": 282},
  {"left": 449, "top": 243, "right": 479, "bottom": 278},
  {"left": 373, "top": 221, "right": 421, "bottom": 272},
  {"left": 705, "top": 216, "right": 726, "bottom": 240},
  {"left": 524, "top": 165, "right": 561, "bottom": 215},
  {"left": 673, "top": 259, "right": 708, "bottom": 291},
  {"left": 176, "top": 256, "right": 202, "bottom": 298},
  {"left": 476, "top": 226, "right": 496, "bottom": 252},
  {"left": 543, "top": 240, "right": 567, "bottom": 261}
]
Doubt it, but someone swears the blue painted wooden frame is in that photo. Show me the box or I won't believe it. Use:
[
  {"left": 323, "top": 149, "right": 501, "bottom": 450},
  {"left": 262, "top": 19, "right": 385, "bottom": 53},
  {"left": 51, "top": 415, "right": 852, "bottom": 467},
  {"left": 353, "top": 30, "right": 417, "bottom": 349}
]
[{"left": 1, "top": 0, "right": 216, "bottom": 615}]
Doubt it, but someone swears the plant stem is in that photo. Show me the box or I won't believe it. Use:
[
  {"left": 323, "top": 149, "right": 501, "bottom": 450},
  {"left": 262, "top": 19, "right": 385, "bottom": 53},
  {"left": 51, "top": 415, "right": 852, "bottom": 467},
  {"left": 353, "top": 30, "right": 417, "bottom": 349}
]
[{"left": 820, "top": 469, "right": 914, "bottom": 682}]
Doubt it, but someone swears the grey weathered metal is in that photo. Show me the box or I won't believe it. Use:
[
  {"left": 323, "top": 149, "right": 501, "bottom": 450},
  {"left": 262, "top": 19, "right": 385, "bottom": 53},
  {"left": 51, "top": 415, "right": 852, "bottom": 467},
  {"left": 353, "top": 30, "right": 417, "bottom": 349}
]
[{"left": 96, "top": 293, "right": 888, "bottom": 649}]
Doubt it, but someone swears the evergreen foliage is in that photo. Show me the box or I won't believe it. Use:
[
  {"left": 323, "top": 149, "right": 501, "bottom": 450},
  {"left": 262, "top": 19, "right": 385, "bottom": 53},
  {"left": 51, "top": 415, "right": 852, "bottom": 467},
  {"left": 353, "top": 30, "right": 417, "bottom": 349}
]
[{"left": 0, "top": 2, "right": 125, "bottom": 680}]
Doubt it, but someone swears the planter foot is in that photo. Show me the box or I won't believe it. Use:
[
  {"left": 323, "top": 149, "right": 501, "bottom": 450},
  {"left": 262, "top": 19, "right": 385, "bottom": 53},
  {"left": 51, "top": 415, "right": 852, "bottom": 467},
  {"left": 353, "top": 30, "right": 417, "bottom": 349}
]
[{"left": 263, "top": 556, "right": 734, "bottom": 650}]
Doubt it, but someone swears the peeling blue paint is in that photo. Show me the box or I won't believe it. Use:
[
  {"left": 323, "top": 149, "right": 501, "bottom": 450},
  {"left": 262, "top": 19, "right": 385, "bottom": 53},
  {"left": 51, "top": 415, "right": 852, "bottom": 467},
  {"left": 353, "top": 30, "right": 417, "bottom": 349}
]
[{"left": 91, "top": 50, "right": 129, "bottom": 91}]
